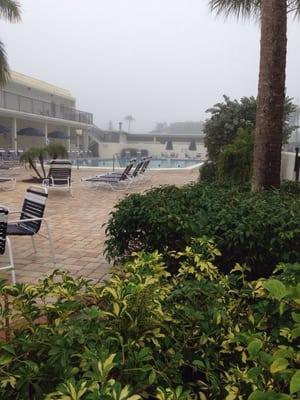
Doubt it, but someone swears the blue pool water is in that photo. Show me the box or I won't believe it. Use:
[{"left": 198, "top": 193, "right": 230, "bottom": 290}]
[{"left": 72, "top": 158, "right": 203, "bottom": 169}]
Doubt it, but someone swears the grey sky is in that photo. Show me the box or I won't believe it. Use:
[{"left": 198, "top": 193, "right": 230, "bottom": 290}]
[{"left": 1, "top": 0, "right": 300, "bottom": 132}]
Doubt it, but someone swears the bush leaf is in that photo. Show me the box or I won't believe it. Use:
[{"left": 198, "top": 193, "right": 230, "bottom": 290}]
[
  {"left": 290, "top": 370, "right": 300, "bottom": 394},
  {"left": 270, "top": 358, "right": 289, "bottom": 374},
  {"left": 264, "top": 280, "right": 288, "bottom": 300},
  {"left": 247, "top": 339, "right": 263, "bottom": 358}
]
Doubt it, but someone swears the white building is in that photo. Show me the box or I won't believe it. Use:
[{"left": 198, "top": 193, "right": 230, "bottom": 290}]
[
  {"left": 89, "top": 129, "right": 206, "bottom": 159},
  {"left": 0, "top": 71, "right": 93, "bottom": 153}
]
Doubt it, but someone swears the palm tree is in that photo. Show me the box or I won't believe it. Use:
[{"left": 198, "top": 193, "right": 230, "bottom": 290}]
[
  {"left": 124, "top": 115, "right": 135, "bottom": 132},
  {"left": 209, "top": 0, "right": 299, "bottom": 191},
  {"left": 20, "top": 147, "right": 46, "bottom": 179},
  {"left": 20, "top": 144, "right": 68, "bottom": 179},
  {"left": 45, "top": 143, "right": 68, "bottom": 160},
  {"left": 0, "top": 0, "right": 21, "bottom": 86}
]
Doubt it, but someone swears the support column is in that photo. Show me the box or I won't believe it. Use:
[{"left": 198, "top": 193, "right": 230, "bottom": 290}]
[
  {"left": 12, "top": 118, "right": 17, "bottom": 152},
  {"left": 67, "top": 126, "right": 71, "bottom": 153},
  {"left": 83, "top": 130, "right": 89, "bottom": 152},
  {"left": 45, "top": 121, "right": 48, "bottom": 145}
]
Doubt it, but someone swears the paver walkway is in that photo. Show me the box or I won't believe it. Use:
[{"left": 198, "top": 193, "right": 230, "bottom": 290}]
[{"left": 0, "top": 167, "right": 198, "bottom": 284}]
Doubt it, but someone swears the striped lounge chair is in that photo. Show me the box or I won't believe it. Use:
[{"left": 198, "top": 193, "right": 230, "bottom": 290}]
[{"left": 43, "top": 160, "right": 73, "bottom": 196}]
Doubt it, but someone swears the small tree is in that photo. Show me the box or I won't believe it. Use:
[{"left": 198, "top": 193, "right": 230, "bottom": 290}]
[
  {"left": 204, "top": 95, "right": 297, "bottom": 162},
  {"left": 0, "top": 1, "right": 21, "bottom": 86},
  {"left": 46, "top": 143, "right": 68, "bottom": 160},
  {"left": 20, "top": 144, "right": 68, "bottom": 179},
  {"left": 20, "top": 147, "right": 45, "bottom": 179}
]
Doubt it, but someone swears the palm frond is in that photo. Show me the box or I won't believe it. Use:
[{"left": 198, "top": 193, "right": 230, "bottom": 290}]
[
  {"left": 209, "top": 0, "right": 261, "bottom": 19},
  {"left": 0, "top": 40, "right": 10, "bottom": 87},
  {"left": 0, "top": 0, "right": 21, "bottom": 22},
  {"left": 287, "top": 0, "right": 300, "bottom": 17}
]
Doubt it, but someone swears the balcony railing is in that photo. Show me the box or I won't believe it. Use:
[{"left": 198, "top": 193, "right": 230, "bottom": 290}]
[{"left": 0, "top": 90, "right": 93, "bottom": 125}]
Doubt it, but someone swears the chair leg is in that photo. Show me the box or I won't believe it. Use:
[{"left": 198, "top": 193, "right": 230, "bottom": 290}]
[
  {"left": 31, "top": 236, "right": 37, "bottom": 253},
  {"left": 6, "top": 237, "right": 16, "bottom": 284},
  {"left": 44, "top": 220, "right": 55, "bottom": 263}
]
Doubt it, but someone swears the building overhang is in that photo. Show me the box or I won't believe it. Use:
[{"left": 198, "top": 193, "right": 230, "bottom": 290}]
[{"left": 0, "top": 108, "right": 93, "bottom": 130}]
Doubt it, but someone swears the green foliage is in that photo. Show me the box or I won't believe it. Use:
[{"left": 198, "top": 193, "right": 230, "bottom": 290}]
[
  {"left": 204, "top": 95, "right": 256, "bottom": 162},
  {"left": 0, "top": 0, "right": 21, "bottom": 86},
  {"left": 217, "top": 128, "right": 254, "bottom": 184},
  {"left": 1, "top": 245, "right": 300, "bottom": 399},
  {"left": 204, "top": 95, "right": 297, "bottom": 162},
  {"left": 280, "top": 181, "right": 300, "bottom": 196},
  {"left": 20, "top": 147, "right": 48, "bottom": 179},
  {"left": 199, "top": 161, "right": 217, "bottom": 183},
  {"left": 45, "top": 143, "right": 68, "bottom": 160},
  {"left": 104, "top": 183, "right": 300, "bottom": 277},
  {"left": 20, "top": 144, "right": 68, "bottom": 179}
]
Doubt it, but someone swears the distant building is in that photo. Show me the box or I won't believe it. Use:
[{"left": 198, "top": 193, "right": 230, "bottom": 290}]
[
  {"left": 89, "top": 128, "right": 206, "bottom": 159},
  {"left": 152, "top": 121, "right": 204, "bottom": 136},
  {"left": 168, "top": 121, "right": 204, "bottom": 135},
  {"left": 0, "top": 71, "right": 93, "bottom": 153}
]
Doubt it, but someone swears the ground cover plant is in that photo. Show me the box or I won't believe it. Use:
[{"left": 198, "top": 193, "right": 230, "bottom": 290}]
[
  {"left": 104, "top": 183, "right": 300, "bottom": 278},
  {"left": 1, "top": 242, "right": 300, "bottom": 399}
]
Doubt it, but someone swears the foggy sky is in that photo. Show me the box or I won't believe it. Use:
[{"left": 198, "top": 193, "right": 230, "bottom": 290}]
[{"left": 1, "top": 0, "right": 300, "bottom": 132}]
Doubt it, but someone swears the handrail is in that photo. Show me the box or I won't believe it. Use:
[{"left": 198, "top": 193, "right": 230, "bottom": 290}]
[{"left": 0, "top": 90, "right": 93, "bottom": 125}]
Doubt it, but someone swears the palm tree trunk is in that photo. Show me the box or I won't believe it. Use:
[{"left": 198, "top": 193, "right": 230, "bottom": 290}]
[
  {"left": 29, "top": 159, "right": 42, "bottom": 179},
  {"left": 39, "top": 155, "right": 46, "bottom": 178},
  {"left": 252, "top": 0, "right": 287, "bottom": 191}
]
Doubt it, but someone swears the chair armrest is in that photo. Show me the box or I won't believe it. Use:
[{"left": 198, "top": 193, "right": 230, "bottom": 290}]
[{"left": 9, "top": 217, "right": 45, "bottom": 224}]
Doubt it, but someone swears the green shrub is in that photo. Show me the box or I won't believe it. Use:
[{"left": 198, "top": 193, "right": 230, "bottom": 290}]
[
  {"left": 1, "top": 244, "right": 300, "bottom": 399},
  {"left": 217, "top": 128, "right": 254, "bottom": 184},
  {"left": 104, "top": 183, "right": 300, "bottom": 277},
  {"left": 199, "top": 161, "right": 217, "bottom": 183},
  {"left": 280, "top": 180, "right": 300, "bottom": 195}
]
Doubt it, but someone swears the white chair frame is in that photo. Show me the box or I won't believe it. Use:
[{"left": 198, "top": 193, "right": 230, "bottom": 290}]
[{"left": 0, "top": 206, "right": 16, "bottom": 284}]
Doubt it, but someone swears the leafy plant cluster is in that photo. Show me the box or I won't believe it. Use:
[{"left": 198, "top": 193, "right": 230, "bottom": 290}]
[
  {"left": 217, "top": 128, "right": 254, "bottom": 184},
  {"left": 20, "top": 143, "right": 68, "bottom": 180},
  {"left": 104, "top": 183, "right": 300, "bottom": 278},
  {"left": 203, "top": 95, "right": 297, "bottom": 163},
  {"left": 200, "top": 128, "right": 254, "bottom": 185},
  {"left": 1, "top": 242, "right": 300, "bottom": 399}
]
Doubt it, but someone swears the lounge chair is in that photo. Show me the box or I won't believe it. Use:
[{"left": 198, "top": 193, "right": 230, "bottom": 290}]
[
  {"left": 109, "top": 158, "right": 145, "bottom": 180},
  {"left": 81, "top": 159, "right": 136, "bottom": 190},
  {"left": 43, "top": 160, "right": 73, "bottom": 196},
  {"left": 136, "top": 156, "right": 152, "bottom": 182},
  {"left": 0, "top": 206, "right": 15, "bottom": 284},
  {"left": 7, "top": 186, "right": 55, "bottom": 266}
]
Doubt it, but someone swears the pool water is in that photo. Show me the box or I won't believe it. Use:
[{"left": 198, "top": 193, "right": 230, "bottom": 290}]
[{"left": 72, "top": 158, "right": 203, "bottom": 169}]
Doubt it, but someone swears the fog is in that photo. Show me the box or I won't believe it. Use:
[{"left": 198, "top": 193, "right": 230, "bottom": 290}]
[{"left": 1, "top": 0, "right": 299, "bottom": 132}]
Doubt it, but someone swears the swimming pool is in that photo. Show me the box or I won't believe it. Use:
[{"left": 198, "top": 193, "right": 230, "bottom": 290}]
[{"left": 71, "top": 157, "right": 203, "bottom": 169}]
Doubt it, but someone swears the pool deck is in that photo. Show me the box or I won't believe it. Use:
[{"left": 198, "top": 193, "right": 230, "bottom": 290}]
[{"left": 0, "top": 167, "right": 198, "bottom": 284}]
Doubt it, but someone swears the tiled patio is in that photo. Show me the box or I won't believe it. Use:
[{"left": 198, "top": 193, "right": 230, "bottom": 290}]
[{"left": 0, "top": 167, "right": 198, "bottom": 284}]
